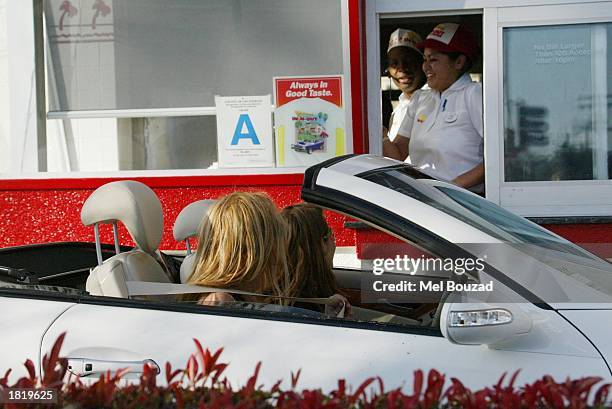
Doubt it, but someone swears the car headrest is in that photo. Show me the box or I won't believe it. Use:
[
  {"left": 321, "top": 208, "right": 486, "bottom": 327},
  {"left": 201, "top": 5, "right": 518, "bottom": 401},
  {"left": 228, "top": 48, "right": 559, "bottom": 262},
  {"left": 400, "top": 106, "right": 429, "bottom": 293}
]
[
  {"left": 81, "top": 181, "right": 163, "bottom": 254},
  {"left": 173, "top": 199, "right": 217, "bottom": 242}
]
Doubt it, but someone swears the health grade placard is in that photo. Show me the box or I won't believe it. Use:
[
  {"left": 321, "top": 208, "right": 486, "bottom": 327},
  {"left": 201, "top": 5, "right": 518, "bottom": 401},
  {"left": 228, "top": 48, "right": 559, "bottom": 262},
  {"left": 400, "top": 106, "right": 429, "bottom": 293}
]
[
  {"left": 273, "top": 76, "right": 346, "bottom": 167},
  {"left": 215, "top": 95, "right": 274, "bottom": 168}
]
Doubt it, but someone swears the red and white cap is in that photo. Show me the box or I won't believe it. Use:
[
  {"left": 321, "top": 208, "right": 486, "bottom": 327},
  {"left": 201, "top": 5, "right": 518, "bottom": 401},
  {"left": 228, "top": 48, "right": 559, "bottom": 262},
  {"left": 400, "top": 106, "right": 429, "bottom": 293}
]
[{"left": 418, "top": 23, "right": 479, "bottom": 60}]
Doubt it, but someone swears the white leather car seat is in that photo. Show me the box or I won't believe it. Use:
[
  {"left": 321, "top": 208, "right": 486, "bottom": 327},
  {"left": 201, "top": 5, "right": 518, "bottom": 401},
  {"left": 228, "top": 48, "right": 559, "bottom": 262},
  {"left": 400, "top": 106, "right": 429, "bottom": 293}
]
[
  {"left": 172, "top": 199, "right": 216, "bottom": 283},
  {"left": 81, "top": 181, "right": 171, "bottom": 297}
]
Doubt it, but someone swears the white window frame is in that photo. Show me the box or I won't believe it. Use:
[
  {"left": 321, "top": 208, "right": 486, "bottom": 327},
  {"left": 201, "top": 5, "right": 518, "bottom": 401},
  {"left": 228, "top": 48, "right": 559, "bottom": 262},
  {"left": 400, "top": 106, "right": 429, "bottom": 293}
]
[
  {"left": 496, "top": 2, "right": 612, "bottom": 217},
  {"left": 2, "top": 0, "right": 353, "bottom": 179},
  {"left": 366, "top": 0, "right": 612, "bottom": 218}
]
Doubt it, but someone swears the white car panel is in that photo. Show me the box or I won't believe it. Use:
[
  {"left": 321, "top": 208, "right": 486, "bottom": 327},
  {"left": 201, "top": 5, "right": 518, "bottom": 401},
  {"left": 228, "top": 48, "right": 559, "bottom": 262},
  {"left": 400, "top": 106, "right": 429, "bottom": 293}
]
[
  {"left": 327, "top": 154, "right": 404, "bottom": 176},
  {"left": 442, "top": 302, "right": 603, "bottom": 357},
  {"left": 0, "top": 297, "right": 75, "bottom": 382},
  {"left": 558, "top": 309, "right": 612, "bottom": 371},
  {"left": 40, "top": 303, "right": 611, "bottom": 390}
]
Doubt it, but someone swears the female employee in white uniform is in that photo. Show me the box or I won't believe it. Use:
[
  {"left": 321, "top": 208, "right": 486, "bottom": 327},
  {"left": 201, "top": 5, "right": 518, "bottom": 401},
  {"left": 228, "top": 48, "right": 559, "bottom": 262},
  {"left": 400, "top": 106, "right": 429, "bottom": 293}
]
[{"left": 393, "top": 23, "right": 484, "bottom": 192}]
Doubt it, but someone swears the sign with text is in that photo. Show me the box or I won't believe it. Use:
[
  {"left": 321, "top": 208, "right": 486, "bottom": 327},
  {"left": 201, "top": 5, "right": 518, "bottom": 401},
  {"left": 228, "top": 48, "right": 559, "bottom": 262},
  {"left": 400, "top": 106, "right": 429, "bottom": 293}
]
[
  {"left": 215, "top": 95, "right": 274, "bottom": 168},
  {"left": 273, "top": 76, "right": 346, "bottom": 167}
]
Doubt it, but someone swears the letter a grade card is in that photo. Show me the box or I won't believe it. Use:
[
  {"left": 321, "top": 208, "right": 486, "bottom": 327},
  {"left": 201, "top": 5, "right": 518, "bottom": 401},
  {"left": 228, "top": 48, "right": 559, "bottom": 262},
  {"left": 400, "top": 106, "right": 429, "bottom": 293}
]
[
  {"left": 215, "top": 95, "right": 274, "bottom": 168},
  {"left": 273, "top": 76, "right": 346, "bottom": 167}
]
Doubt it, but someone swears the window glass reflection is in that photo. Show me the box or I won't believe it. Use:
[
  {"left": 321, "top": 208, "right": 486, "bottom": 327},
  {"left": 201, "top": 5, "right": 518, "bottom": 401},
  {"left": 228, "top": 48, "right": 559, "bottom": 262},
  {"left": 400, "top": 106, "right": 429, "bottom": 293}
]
[
  {"left": 46, "top": 116, "right": 218, "bottom": 172},
  {"left": 503, "top": 23, "right": 611, "bottom": 182},
  {"left": 44, "top": 0, "right": 343, "bottom": 111}
]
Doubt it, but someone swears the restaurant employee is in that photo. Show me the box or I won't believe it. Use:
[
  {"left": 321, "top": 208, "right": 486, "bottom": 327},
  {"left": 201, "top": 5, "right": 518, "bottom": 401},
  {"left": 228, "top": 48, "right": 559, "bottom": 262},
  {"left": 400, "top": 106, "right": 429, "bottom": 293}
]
[
  {"left": 393, "top": 23, "right": 484, "bottom": 192},
  {"left": 386, "top": 28, "right": 425, "bottom": 145}
]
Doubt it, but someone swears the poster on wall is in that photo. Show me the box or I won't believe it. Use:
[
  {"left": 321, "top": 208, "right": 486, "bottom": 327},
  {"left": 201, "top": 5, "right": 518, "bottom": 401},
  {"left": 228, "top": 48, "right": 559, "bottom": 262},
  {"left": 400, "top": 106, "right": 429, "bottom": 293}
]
[
  {"left": 273, "top": 76, "right": 345, "bottom": 167},
  {"left": 215, "top": 95, "right": 274, "bottom": 168}
]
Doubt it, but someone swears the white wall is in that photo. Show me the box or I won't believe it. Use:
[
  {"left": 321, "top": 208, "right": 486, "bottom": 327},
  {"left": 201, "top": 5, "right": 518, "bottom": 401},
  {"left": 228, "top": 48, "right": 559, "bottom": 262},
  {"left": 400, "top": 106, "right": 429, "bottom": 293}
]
[
  {"left": 6, "top": 0, "right": 38, "bottom": 173},
  {"left": 0, "top": 0, "right": 9, "bottom": 173},
  {"left": 46, "top": 118, "right": 120, "bottom": 172}
]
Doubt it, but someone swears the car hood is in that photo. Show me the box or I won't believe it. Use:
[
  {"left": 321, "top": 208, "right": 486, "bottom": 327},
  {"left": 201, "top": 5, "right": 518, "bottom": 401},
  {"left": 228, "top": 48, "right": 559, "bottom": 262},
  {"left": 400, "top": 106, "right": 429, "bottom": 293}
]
[{"left": 558, "top": 309, "right": 612, "bottom": 375}]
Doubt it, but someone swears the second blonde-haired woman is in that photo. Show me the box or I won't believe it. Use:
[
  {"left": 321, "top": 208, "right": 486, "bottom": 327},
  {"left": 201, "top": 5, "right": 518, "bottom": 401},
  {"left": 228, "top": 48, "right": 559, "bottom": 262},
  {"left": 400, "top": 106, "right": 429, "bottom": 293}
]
[{"left": 187, "top": 191, "right": 290, "bottom": 305}]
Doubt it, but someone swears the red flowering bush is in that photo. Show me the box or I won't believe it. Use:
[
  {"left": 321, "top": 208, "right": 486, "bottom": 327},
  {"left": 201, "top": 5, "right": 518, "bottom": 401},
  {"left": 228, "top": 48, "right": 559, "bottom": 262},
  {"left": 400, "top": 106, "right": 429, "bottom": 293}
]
[{"left": 0, "top": 333, "right": 610, "bottom": 408}]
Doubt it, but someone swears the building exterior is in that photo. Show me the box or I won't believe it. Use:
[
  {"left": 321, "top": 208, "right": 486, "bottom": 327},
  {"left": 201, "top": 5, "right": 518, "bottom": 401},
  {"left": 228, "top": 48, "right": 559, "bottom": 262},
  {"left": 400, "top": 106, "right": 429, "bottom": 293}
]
[{"left": 1, "top": 0, "right": 611, "bottom": 254}]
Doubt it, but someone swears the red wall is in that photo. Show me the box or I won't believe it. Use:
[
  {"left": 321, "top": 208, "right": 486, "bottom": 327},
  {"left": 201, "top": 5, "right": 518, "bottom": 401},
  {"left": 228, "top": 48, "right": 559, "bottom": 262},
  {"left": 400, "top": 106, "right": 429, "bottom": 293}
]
[
  {"left": 0, "top": 177, "right": 294, "bottom": 250},
  {"left": 0, "top": 175, "right": 360, "bottom": 250}
]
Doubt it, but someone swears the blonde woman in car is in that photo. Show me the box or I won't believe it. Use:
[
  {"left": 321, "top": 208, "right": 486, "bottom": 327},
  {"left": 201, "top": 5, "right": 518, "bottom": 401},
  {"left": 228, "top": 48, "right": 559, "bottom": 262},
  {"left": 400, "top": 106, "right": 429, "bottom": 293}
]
[{"left": 187, "top": 191, "right": 291, "bottom": 305}]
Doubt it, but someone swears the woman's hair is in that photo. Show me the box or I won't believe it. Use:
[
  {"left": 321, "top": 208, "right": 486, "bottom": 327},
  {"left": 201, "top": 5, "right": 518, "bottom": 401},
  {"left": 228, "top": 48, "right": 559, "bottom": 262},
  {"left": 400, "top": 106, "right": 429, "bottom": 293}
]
[
  {"left": 187, "top": 191, "right": 290, "bottom": 303},
  {"left": 444, "top": 51, "right": 474, "bottom": 77},
  {"left": 281, "top": 203, "right": 339, "bottom": 299}
]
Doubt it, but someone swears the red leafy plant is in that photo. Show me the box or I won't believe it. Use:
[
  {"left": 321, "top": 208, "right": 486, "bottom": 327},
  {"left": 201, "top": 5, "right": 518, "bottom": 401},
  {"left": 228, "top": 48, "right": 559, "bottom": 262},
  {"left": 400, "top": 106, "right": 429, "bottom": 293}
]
[{"left": 0, "top": 332, "right": 610, "bottom": 408}]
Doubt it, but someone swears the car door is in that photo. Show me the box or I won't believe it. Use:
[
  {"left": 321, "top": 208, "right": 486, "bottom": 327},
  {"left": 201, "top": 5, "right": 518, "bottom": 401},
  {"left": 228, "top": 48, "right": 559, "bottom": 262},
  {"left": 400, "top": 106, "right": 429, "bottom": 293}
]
[
  {"left": 0, "top": 294, "right": 75, "bottom": 381},
  {"left": 0, "top": 242, "right": 120, "bottom": 383},
  {"left": 39, "top": 294, "right": 609, "bottom": 391}
]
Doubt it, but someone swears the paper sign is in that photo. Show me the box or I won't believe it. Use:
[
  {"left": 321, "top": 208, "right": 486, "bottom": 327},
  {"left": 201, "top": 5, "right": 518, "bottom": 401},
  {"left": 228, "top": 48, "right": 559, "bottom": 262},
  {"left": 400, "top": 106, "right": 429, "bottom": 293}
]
[
  {"left": 273, "top": 76, "right": 346, "bottom": 167},
  {"left": 215, "top": 95, "right": 274, "bottom": 168}
]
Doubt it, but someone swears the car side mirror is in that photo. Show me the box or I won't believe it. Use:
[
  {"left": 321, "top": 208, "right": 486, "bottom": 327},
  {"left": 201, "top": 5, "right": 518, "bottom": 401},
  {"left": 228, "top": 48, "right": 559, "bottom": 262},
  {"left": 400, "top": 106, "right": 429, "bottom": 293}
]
[{"left": 440, "top": 302, "right": 532, "bottom": 346}]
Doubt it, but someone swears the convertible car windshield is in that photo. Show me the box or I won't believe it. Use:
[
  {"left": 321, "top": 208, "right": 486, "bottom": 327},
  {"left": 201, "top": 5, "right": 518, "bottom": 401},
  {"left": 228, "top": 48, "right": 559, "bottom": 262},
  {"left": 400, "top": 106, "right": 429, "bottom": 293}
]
[
  {"left": 361, "top": 167, "right": 589, "bottom": 256},
  {"left": 359, "top": 166, "right": 612, "bottom": 302}
]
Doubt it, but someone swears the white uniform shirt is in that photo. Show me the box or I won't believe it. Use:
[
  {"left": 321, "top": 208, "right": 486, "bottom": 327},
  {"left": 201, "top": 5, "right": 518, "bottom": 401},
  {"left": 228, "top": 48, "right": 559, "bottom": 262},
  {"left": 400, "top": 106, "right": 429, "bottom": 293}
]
[
  {"left": 398, "top": 73, "right": 483, "bottom": 183},
  {"left": 387, "top": 92, "right": 413, "bottom": 142}
]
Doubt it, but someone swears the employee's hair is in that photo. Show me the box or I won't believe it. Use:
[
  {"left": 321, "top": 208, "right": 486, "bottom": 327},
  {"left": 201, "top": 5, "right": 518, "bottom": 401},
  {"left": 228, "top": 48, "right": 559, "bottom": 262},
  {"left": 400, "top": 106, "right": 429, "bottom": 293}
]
[
  {"left": 445, "top": 51, "right": 474, "bottom": 76},
  {"left": 281, "top": 203, "right": 339, "bottom": 299},
  {"left": 188, "top": 191, "right": 290, "bottom": 303}
]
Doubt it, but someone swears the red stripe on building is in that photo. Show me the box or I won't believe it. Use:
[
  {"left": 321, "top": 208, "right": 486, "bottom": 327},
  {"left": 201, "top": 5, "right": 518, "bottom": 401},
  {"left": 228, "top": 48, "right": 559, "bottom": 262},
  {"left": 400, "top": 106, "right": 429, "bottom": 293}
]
[
  {"left": 348, "top": 0, "right": 367, "bottom": 154},
  {"left": 0, "top": 174, "right": 304, "bottom": 190}
]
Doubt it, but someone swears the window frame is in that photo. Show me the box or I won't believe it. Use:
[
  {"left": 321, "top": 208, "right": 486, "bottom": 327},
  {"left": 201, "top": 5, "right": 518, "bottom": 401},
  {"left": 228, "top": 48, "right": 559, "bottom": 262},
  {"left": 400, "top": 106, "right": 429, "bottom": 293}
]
[
  {"left": 365, "top": 5, "right": 483, "bottom": 158},
  {"left": 495, "top": 3, "right": 612, "bottom": 217}
]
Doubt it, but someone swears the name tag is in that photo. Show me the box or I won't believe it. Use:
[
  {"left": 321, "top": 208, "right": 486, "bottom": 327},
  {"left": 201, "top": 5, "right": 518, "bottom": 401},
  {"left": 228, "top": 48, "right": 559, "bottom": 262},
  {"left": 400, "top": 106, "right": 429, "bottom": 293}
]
[{"left": 444, "top": 112, "right": 458, "bottom": 123}]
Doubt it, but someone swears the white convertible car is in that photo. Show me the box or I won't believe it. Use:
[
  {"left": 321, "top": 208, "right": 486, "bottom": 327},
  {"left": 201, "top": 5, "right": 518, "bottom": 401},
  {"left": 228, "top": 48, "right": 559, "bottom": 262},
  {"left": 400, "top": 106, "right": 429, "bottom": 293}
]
[{"left": 1, "top": 154, "right": 611, "bottom": 390}]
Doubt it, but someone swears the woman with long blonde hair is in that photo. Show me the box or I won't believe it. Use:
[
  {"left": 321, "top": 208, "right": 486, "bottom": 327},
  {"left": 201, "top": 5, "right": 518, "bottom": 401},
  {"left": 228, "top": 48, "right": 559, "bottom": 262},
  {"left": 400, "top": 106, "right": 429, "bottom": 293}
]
[{"left": 187, "top": 191, "right": 290, "bottom": 305}]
